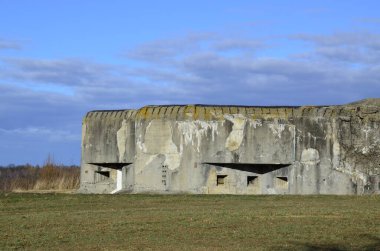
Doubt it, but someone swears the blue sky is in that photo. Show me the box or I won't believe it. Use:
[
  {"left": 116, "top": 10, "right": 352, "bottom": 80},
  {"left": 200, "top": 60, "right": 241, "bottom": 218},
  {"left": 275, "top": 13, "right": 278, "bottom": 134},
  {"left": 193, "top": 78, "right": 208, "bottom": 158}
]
[{"left": 1, "top": 1, "right": 380, "bottom": 165}]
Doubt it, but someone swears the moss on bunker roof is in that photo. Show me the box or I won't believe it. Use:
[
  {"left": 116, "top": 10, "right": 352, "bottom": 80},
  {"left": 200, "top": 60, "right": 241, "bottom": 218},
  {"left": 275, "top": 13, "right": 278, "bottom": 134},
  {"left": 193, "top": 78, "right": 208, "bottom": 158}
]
[{"left": 83, "top": 99, "right": 380, "bottom": 121}]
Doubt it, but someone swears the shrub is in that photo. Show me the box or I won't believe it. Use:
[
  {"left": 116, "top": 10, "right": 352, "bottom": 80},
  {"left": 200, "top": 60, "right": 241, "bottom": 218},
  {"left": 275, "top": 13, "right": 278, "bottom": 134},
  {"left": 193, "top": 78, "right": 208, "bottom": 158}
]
[{"left": 0, "top": 156, "right": 80, "bottom": 191}]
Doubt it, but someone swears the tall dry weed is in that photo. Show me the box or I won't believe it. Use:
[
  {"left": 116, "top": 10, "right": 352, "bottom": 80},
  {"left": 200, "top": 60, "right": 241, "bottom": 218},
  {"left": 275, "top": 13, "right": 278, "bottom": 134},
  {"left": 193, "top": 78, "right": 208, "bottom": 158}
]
[{"left": 0, "top": 156, "right": 80, "bottom": 191}]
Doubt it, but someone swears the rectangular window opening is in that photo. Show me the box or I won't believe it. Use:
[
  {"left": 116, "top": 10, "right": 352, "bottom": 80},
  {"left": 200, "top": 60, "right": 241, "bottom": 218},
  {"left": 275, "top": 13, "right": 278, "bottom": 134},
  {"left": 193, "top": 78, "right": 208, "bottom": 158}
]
[
  {"left": 277, "top": 177, "right": 288, "bottom": 182},
  {"left": 217, "top": 175, "right": 227, "bottom": 186},
  {"left": 275, "top": 176, "right": 289, "bottom": 189},
  {"left": 247, "top": 176, "right": 258, "bottom": 186},
  {"left": 95, "top": 171, "right": 110, "bottom": 178},
  {"left": 94, "top": 170, "right": 110, "bottom": 183}
]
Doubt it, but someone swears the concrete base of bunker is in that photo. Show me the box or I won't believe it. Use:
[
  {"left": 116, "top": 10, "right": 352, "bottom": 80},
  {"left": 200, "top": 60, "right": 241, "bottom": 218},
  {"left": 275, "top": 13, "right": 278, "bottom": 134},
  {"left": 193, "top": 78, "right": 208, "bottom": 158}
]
[
  {"left": 79, "top": 163, "right": 132, "bottom": 194},
  {"left": 203, "top": 163, "right": 290, "bottom": 194}
]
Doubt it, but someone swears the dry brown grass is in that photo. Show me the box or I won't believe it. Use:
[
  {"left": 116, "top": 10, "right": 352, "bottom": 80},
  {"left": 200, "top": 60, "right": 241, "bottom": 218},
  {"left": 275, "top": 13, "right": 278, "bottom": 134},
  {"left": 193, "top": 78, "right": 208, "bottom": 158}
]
[
  {"left": 33, "top": 157, "right": 79, "bottom": 190},
  {"left": 0, "top": 156, "right": 79, "bottom": 192}
]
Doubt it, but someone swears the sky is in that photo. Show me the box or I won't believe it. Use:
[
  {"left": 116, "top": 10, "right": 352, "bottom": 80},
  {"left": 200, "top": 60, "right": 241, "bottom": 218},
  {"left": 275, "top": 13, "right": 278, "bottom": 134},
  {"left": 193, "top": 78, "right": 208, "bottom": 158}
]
[{"left": 1, "top": 1, "right": 380, "bottom": 165}]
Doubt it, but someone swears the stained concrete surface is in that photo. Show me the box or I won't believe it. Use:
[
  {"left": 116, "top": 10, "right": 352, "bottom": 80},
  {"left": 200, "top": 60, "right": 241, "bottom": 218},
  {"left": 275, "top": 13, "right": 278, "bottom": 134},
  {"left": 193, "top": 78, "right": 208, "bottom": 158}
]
[{"left": 79, "top": 99, "right": 380, "bottom": 194}]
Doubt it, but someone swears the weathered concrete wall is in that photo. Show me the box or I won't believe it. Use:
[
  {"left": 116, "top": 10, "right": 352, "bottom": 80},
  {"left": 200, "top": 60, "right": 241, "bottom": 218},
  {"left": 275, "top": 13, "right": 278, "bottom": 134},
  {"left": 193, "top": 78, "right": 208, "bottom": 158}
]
[
  {"left": 79, "top": 99, "right": 380, "bottom": 195},
  {"left": 80, "top": 110, "right": 136, "bottom": 193}
]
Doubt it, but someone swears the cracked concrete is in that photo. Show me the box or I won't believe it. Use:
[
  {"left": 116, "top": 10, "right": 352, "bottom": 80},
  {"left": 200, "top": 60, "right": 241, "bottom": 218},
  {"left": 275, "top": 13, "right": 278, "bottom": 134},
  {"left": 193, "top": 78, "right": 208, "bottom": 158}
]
[{"left": 79, "top": 99, "right": 380, "bottom": 195}]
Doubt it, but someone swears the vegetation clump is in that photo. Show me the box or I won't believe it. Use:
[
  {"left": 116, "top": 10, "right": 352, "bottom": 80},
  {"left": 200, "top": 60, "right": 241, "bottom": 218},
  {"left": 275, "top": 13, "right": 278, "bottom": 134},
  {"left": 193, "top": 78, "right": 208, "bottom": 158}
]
[{"left": 0, "top": 156, "right": 79, "bottom": 192}]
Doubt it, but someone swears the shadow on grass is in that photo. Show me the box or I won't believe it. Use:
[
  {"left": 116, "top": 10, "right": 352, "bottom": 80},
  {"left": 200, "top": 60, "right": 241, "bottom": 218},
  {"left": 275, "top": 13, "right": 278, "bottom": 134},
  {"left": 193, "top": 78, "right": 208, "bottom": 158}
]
[{"left": 282, "top": 234, "right": 380, "bottom": 251}]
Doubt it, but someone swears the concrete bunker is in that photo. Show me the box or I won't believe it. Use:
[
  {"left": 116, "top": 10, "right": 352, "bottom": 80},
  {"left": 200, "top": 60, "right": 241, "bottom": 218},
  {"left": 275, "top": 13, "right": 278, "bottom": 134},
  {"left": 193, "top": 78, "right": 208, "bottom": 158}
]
[{"left": 79, "top": 99, "right": 380, "bottom": 195}]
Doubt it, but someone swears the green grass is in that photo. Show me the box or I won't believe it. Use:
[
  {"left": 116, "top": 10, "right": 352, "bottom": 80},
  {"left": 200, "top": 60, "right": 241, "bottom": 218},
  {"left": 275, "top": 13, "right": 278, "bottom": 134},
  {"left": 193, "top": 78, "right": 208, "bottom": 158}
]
[{"left": 0, "top": 194, "right": 379, "bottom": 250}]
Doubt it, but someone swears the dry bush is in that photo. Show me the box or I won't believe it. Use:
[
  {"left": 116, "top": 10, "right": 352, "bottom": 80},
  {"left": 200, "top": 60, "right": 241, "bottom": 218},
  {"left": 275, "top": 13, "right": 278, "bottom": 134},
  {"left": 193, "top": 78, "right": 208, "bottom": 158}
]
[
  {"left": 0, "top": 156, "right": 80, "bottom": 192},
  {"left": 34, "top": 156, "right": 80, "bottom": 191},
  {"left": 0, "top": 165, "right": 39, "bottom": 191}
]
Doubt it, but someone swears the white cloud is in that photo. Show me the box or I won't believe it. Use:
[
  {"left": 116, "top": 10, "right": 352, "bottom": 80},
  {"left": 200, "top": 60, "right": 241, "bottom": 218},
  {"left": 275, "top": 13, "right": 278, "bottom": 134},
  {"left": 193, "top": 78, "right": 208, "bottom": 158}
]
[
  {"left": 291, "top": 32, "right": 380, "bottom": 64},
  {"left": 126, "top": 33, "right": 216, "bottom": 63},
  {"left": 1, "top": 32, "right": 379, "bottom": 110},
  {"left": 0, "top": 38, "right": 21, "bottom": 50},
  {"left": 2, "top": 58, "right": 110, "bottom": 87},
  {"left": 0, "top": 127, "right": 80, "bottom": 142}
]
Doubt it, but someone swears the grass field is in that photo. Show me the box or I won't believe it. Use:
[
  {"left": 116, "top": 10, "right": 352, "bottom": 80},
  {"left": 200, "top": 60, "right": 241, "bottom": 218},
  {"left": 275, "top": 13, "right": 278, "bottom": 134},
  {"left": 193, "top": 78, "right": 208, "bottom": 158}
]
[{"left": 0, "top": 194, "right": 379, "bottom": 250}]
